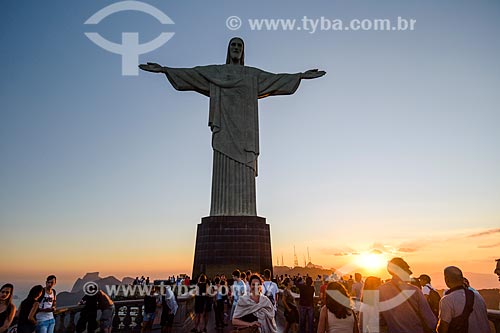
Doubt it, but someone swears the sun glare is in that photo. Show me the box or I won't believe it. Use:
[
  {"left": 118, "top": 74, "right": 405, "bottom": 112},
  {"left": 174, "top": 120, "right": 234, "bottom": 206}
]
[{"left": 356, "top": 251, "right": 387, "bottom": 273}]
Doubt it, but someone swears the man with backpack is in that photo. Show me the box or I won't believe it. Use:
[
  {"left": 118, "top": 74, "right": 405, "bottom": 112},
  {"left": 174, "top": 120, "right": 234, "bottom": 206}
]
[
  {"left": 418, "top": 274, "right": 441, "bottom": 318},
  {"left": 437, "top": 266, "right": 489, "bottom": 333},
  {"left": 262, "top": 269, "right": 279, "bottom": 316}
]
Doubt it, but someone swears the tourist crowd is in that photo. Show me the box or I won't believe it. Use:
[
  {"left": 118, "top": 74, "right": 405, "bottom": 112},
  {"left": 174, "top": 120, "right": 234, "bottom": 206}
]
[{"left": 1, "top": 258, "right": 499, "bottom": 333}]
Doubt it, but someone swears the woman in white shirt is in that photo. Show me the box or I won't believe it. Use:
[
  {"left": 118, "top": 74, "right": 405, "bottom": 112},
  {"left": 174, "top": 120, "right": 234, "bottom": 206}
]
[{"left": 317, "top": 282, "right": 359, "bottom": 333}]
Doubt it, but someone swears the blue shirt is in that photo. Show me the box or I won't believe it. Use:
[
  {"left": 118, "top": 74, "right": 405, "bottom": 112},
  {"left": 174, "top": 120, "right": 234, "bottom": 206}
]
[{"left": 233, "top": 280, "right": 246, "bottom": 303}]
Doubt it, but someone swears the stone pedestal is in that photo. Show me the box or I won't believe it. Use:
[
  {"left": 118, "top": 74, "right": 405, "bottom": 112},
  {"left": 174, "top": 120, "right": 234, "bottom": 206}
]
[{"left": 192, "top": 216, "right": 273, "bottom": 279}]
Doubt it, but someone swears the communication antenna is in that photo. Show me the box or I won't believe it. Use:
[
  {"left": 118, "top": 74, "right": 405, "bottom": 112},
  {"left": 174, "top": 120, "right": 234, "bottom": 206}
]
[{"left": 293, "top": 245, "right": 299, "bottom": 267}]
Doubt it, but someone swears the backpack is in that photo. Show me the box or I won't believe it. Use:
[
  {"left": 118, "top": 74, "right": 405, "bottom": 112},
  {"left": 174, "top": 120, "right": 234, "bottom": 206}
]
[
  {"left": 426, "top": 287, "right": 441, "bottom": 317},
  {"left": 37, "top": 289, "right": 57, "bottom": 304},
  {"left": 263, "top": 282, "right": 275, "bottom": 306},
  {"left": 448, "top": 288, "right": 474, "bottom": 333}
]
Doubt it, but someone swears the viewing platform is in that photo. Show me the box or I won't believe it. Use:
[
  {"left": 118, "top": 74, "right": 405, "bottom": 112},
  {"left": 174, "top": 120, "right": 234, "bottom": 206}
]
[{"left": 49, "top": 293, "right": 500, "bottom": 333}]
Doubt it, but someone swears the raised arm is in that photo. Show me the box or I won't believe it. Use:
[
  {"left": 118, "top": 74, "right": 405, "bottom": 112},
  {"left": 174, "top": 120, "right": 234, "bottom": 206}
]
[
  {"left": 139, "top": 62, "right": 210, "bottom": 96},
  {"left": 301, "top": 69, "right": 326, "bottom": 79},
  {"left": 257, "top": 68, "right": 326, "bottom": 98},
  {"left": 139, "top": 62, "right": 166, "bottom": 73}
]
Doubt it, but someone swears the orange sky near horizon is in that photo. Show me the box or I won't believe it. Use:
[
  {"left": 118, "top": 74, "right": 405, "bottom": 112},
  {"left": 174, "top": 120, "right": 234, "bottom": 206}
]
[{"left": 2, "top": 226, "right": 498, "bottom": 291}]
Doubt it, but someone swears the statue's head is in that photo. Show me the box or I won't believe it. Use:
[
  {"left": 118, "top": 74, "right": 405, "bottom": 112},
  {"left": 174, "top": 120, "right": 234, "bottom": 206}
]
[{"left": 226, "top": 37, "right": 244, "bottom": 65}]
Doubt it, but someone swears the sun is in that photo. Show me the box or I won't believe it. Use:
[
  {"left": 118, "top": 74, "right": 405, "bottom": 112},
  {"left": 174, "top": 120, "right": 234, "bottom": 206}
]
[{"left": 356, "top": 251, "right": 387, "bottom": 273}]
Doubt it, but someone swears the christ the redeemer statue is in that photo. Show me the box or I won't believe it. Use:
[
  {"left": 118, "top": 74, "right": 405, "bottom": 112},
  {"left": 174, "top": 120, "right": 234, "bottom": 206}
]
[{"left": 140, "top": 37, "right": 325, "bottom": 216}]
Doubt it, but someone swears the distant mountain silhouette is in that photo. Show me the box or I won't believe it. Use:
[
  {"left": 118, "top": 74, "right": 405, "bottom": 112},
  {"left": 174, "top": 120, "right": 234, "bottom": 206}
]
[
  {"left": 71, "top": 272, "right": 100, "bottom": 293},
  {"left": 58, "top": 272, "right": 128, "bottom": 307},
  {"left": 274, "top": 265, "right": 336, "bottom": 279}
]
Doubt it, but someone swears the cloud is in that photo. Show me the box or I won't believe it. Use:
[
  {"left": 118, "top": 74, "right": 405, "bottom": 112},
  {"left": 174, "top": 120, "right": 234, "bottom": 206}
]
[
  {"left": 396, "top": 239, "right": 433, "bottom": 253},
  {"left": 320, "top": 247, "right": 356, "bottom": 257},
  {"left": 398, "top": 247, "right": 417, "bottom": 253},
  {"left": 477, "top": 242, "right": 500, "bottom": 249},
  {"left": 467, "top": 228, "right": 500, "bottom": 238}
]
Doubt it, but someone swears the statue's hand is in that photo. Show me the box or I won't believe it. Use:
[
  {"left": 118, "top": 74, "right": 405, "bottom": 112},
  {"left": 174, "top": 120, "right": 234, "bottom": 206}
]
[
  {"left": 302, "top": 69, "right": 326, "bottom": 79},
  {"left": 139, "top": 62, "right": 165, "bottom": 73}
]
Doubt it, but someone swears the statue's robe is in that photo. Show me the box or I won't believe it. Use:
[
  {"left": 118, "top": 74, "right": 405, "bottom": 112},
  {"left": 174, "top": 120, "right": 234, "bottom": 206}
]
[{"left": 164, "top": 64, "right": 302, "bottom": 216}]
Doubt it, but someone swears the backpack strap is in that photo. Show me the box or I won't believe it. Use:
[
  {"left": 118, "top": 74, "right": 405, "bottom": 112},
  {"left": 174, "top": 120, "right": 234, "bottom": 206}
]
[
  {"left": 390, "top": 281, "right": 435, "bottom": 333},
  {"left": 462, "top": 288, "right": 474, "bottom": 320}
]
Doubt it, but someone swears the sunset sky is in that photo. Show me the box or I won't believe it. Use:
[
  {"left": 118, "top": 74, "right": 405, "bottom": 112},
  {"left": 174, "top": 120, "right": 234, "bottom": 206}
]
[{"left": 1, "top": 0, "right": 499, "bottom": 294}]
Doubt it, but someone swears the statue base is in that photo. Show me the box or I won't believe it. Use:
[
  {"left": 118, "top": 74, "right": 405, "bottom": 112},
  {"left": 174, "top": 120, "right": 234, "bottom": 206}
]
[{"left": 192, "top": 216, "right": 273, "bottom": 279}]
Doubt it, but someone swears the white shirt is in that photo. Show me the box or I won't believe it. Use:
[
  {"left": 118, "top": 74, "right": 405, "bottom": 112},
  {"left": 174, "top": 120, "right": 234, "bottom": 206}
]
[
  {"left": 439, "top": 288, "right": 490, "bottom": 333},
  {"left": 36, "top": 290, "right": 55, "bottom": 322},
  {"left": 233, "top": 280, "right": 246, "bottom": 303},
  {"left": 262, "top": 280, "right": 279, "bottom": 312},
  {"left": 326, "top": 310, "right": 355, "bottom": 333},
  {"left": 160, "top": 286, "right": 178, "bottom": 315},
  {"left": 422, "top": 283, "right": 434, "bottom": 296}
]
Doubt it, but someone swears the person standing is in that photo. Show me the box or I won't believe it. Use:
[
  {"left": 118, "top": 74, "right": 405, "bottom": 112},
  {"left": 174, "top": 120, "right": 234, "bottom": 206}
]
[
  {"left": 282, "top": 278, "right": 298, "bottom": 333},
  {"left": 298, "top": 276, "right": 315, "bottom": 333},
  {"left": 378, "top": 258, "right": 436, "bottom": 333},
  {"left": 213, "top": 277, "right": 227, "bottom": 330},
  {"left": 192, "top": 274, "right": 208, "bottom": 333},
  {"left": 159, "top": 285, "right": 178, "bottom": 333},
  {"left": 97, "top": 289, "right": 114, "bottom": 333},
  {"left": 494, "top": 259, "right": 500, "bottom": 282},
  {"left": 17, "top": 285, "right": 44, "bottom": 333},
  {"left": 319, "top": 277, "right": 329, "bottom": 305},
  {"left": 418, "top": 274, "right": 441, "bottom": 318},
  {"left": 437, "top": 266, "right": 490, "bottom": 333},
  {"left": 36, "top": 275, "right": 57, "bottom": 333},
  {"left": 0, "top": 283, "right": 16, "bottom": 333},
  {"left": 359, "top": 276, "right": 382, "bottom": 333},
  {"left": 262, "top": 269, "right": 279, "bottom": 316},
  {"left": 232, "top": 274, "right": 277, "bottom": 333},
  {"left": 351, "top": 273, "right": 363, "bottom": 312},
  {"left": 230, "top": 270, "right": 246, "bottom": 321},
  {"left": 76, "top": 292, "right": 99, "bottom": 333},
  {"left": 317, "top": 282, "right": 358, "bottom": 333},
  {"left": 142, "top": 287, "right": 158, "bottom": 333}
]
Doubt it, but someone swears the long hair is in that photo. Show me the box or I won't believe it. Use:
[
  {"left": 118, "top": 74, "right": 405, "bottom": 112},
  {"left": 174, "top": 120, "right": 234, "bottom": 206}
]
[
  {"left": 27, "top": 285, "right": 44, "bottom": 301},
  {"left": 225, "top": 37, "right": 245, "bottom": 65},
  {"left": 325, "top": 282, "right": 352, "bottom": 319},
  {"left": 361, "top": 276, "right": 381, "bottom": 306},
  {"left": 198, "top": 273, "right": 207, "bottom": 283},
  {"left": 0, "top": 283, "right": 14, "bottom": 307}
]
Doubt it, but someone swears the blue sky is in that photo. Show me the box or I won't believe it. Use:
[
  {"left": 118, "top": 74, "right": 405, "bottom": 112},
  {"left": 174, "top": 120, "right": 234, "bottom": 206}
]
[{"left": 1, "top": 0, "right": 499, "bottom": 289}]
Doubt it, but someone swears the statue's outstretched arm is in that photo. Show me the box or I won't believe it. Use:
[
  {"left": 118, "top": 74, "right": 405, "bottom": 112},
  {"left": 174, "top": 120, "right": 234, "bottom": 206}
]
[
  {"left": 301, "top": 69, "right": 326, "bottom": 79},
  {"left": 139, "top": 62, "right": 167, "bottom": 73}
]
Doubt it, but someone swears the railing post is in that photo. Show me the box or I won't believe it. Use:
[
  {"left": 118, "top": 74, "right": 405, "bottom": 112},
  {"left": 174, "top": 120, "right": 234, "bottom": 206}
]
[
  {"left": 123, "top": 304, "right": 132, "bottom": 330},
  {"left": 54, "top": 310, "right": 65, "bottom": 333},
  {"left": 112, "top": 305, "right": 122, "bottom": 331},
  {"left": 135, "top": 304, "right": 144, "bottom": 331},
  {"left": 486, "top": 309, "right": 499, "bottom": 333},
  {"left": 66, "top": 310, "right": 76, "bottom": 333}
]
